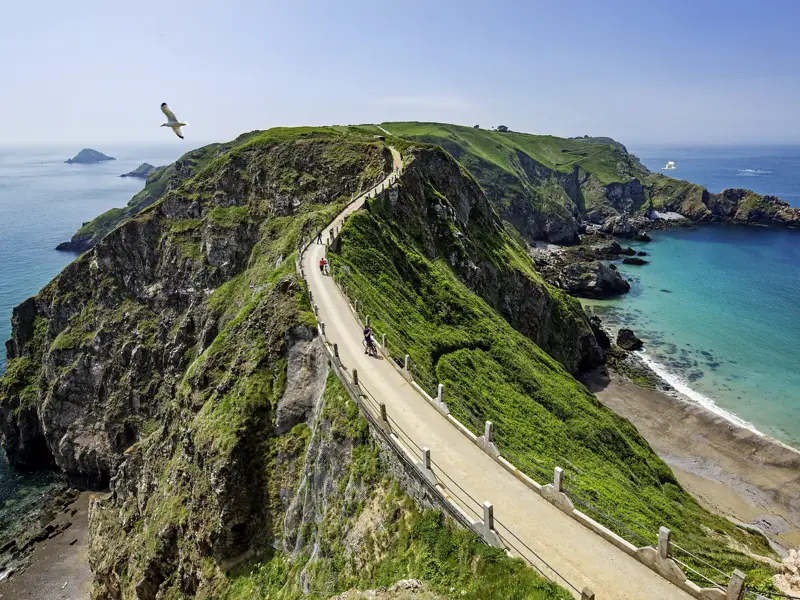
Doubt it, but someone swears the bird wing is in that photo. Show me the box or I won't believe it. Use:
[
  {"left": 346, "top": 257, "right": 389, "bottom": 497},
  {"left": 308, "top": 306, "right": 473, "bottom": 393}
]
[
  {"left": 161, "top": 103, "right": 178, "bottom": 122},
  {"left": 172, "top": 126, "right": 184, "bottom": 139}
]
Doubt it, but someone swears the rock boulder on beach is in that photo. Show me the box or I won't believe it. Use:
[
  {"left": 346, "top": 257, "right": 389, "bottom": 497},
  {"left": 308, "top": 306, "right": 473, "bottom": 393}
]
[{"left": 617, "top": 328, "right": 644, "bottom": 351}]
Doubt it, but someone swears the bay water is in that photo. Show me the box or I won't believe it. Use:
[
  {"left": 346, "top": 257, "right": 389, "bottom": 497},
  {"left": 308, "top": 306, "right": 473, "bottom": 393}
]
[{"left": 587, "top": 145, "right": 800, "bottom": 448}]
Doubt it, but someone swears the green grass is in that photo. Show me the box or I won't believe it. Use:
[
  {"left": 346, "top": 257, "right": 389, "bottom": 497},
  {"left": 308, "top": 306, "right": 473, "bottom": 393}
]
[
  {"left": 329, "top": 173, "right": 776, "bottom": 588},
  {"left": 382, "top": 122, "right": 646, "bottom": 185},
  {"left": 207, "top": 206, "right": 250, "bottom": 228},
  {"left": 77, "top": 127, "right": 419, "bottom": 599}
]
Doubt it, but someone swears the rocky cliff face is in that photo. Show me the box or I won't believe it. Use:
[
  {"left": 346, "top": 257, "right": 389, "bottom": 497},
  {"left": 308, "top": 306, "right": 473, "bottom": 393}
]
[
  {"left": 391, "top": 124, "right": 798, "bottom": 247},
  {"left": 646, "top": 175, "right": 800, "bottom": 227},
  {"left": 2, "top": 130, "right": 391, "bottom": 488}
]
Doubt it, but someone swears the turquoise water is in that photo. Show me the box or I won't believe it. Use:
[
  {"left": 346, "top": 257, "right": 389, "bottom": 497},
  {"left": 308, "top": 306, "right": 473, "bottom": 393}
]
[
  {"left": 588, "top": 226, "right": 800, "bottom": 447},
  {"left": 586, "top": 146, "right": 800, "bottom": 448}
]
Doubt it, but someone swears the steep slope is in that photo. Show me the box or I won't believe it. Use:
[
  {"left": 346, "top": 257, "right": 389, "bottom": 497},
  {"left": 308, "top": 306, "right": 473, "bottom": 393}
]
[
  {"left": 330, "top": 145, "right": 776, "bottom": 585},
  {"left": 1, "top": 128, "right": 569, "bottom": 599},
  {"left": 3, "top": 127, "right": 390, "bottom": 485}
]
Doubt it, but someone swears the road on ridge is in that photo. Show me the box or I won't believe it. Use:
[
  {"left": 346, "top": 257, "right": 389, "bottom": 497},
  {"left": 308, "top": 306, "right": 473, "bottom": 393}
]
[{"left": 302, "top": 147, "right": 693, "bottom": 600}]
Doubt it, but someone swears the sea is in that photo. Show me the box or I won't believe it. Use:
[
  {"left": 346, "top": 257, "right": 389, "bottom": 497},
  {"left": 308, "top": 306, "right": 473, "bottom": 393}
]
[
  {"left": 0, "top": 143, "right": 187, "bottom": 523},
  {"left": 586, "top": 145, "right": 800, "bottom": 449}
]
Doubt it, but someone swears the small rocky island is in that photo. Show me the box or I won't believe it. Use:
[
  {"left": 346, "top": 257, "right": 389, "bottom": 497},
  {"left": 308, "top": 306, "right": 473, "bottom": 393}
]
[
  {"left": 65, "top": 148, "right": 116, "bottom": 164},
  {"left": 119, "top": 163, "right": 157, "bottom": 179}
]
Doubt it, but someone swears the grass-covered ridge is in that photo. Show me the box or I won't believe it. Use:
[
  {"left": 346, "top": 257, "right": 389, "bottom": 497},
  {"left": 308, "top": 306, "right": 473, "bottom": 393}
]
[
  {"left": 329, "top": 148, "right": 777, "bottom": 588},
  {"left": 377, "top": 122, "right": 650, "bottom": 244},
  {"left": 382, "top": 122, "right": 646, "bottom": 185}
]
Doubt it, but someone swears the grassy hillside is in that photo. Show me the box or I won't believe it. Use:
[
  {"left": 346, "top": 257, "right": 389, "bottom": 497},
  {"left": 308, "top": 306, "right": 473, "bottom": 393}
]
[
  {"left": 329, "top": 147, "right": 777, "bottom": 589},
  {"left": 382, "top": 123, "right": 645, "bottom": 185},
  {"left": 378, "top": 123, "right": 649, "bottom": 243}
]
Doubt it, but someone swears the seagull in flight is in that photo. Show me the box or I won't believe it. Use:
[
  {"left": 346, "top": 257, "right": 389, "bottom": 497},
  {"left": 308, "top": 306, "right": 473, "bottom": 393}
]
[{"left": 160, "top": 103, "right": 188, "bottom": 139}]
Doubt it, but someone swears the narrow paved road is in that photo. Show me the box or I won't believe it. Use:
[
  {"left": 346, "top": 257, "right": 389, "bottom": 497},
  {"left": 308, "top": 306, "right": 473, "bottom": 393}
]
[{"left": 302, "top": 148, "right": 693, "bottom": 599}]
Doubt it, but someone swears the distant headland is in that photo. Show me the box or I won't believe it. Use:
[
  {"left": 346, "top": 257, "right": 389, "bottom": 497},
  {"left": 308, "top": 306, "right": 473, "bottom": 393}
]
[
  {"left": 119, "top": 163, "right": 158, "bottom": 179},
  {"left": 65, "top": 148, "right": 116, "bottom": 164}
]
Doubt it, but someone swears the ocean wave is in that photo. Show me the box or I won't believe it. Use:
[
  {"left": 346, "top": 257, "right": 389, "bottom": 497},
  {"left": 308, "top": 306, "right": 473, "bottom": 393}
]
[
  {"left": 635, "top": 350, "right": 764, "bottom": 434},
  {"left": 737, "top": 168, "right": 772, "bottom": 175}
]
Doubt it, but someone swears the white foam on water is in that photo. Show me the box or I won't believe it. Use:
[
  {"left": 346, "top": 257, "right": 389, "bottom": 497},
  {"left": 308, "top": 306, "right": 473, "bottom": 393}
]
[
  {"left": 736, "top": 168, "right": 772, "bottom": 175},
  {"left": 635, "top": 350, "right": 764, "bottom": 435}
]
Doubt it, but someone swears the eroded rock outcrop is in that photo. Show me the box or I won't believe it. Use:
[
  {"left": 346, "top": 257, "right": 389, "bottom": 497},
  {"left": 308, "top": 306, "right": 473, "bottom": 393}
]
[
  {"left": 2, "top": 132, "right": 391, "bottom": 487},
  {"left": 120, "top": 163, "right": 158, "bottom": 179},
  {"left": 557, "top": 261, "right": 631, "bottom": 298},
  {"left": 617, "top": 328, "right": 644, "bottom": 351}
]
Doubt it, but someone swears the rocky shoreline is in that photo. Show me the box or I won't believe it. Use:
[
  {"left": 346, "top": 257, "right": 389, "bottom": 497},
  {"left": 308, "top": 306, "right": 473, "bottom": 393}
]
[
  {"left": 0, "top": 491, "right": 91, "bottom": 599},
  {"left": 0, "top": 485, "right": 77, "bottom": 583}
]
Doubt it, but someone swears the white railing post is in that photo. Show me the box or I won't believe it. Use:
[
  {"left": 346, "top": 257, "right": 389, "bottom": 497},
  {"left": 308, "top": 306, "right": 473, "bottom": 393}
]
[
  {"left": 404, "top": 354, "right": 410, "bottom": 371},
  {"left": 484, "top": 421, "right": 494, "bottom": 444},
  {"left": 437, "top": 383, "right": 444, "bottom": 404},
  {"left": 554, "top": 467, "right": 564, "bottom": 492},
  {"left": 365, "top": 314, "right": 370, "bottom": 326},
  {"left": 727, "top": 569, "right": 746, "bottom": 600},
  {"left": 382, "top": 333, "right": 387, "bottom": 348},
  {"left": 658, "top": 526, "right": 671, "bottom": 560},
  {"left": 483, "top": 501, "right": 494, "bottom": 531},
  {"left": 417, "top": 446, "right": 436, "bottom": 485}
]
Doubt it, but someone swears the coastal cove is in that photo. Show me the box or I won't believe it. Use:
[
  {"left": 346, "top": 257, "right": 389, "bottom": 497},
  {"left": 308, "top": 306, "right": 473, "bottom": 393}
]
[
  {"left": 584, "top": 224, "right": 800, "bottom": 449},
  {"left": 0, "top": 144, "right": 186, "bottom": 578}
]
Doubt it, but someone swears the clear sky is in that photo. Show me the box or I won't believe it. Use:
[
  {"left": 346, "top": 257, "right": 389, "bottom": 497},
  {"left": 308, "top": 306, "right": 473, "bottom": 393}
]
[{"left": 1, "top": 0, "right": 798, "bottom": 146}]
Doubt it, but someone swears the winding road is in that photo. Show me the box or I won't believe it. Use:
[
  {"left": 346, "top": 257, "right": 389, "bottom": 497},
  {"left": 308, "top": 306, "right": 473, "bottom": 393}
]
[{"left": 301, "top": 147, "right": 693, "bottom": 599}]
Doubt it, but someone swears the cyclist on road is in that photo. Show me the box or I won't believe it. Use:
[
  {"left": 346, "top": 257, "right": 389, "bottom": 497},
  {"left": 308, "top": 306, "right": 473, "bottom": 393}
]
[{"left": 319, "top": 257, "right": 327, "bottom": 275}]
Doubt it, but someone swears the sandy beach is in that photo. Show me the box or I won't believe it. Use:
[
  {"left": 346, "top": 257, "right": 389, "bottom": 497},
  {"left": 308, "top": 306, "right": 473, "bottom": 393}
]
[
  {"left": 584, "top": 370, "right": 800, "bottom": 551},
  {"left": 0, "top": 492, "right": 92, "bottom": 600}
]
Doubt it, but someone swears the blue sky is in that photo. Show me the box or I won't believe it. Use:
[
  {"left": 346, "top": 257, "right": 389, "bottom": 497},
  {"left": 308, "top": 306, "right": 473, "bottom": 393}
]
[{"left": 1, "top": 0, "right": 798, "bottom": 145}]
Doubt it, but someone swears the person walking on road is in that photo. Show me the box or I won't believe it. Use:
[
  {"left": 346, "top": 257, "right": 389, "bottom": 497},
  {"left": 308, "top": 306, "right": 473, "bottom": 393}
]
[
  {"left": 316, "top": 230, "right": 323, "bottom": 244},
  {"left": 319, "top": 257, "right": 327, "bottom": 275}
]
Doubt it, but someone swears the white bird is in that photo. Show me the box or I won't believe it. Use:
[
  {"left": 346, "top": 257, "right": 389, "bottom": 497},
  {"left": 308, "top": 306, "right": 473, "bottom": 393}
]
[{"left": 160, "top": 103, "right": 188, "bottom": 139}]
